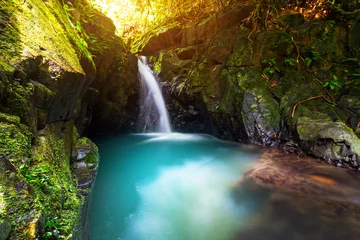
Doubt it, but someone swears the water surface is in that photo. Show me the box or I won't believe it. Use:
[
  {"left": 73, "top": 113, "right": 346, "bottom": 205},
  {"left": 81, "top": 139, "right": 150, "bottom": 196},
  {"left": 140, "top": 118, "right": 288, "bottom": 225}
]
[
  {"left": 89, "top": 134, "right": 360, "bottom": 240},
  {"left": 88, "top": 133, "right": 260, "bottom": 240}
]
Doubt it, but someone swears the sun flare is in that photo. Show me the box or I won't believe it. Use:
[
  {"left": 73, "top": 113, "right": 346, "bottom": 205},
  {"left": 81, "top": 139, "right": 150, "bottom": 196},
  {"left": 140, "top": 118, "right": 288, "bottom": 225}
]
[{"left": 88, "top": 0, "right": 229, "bottom": 40}]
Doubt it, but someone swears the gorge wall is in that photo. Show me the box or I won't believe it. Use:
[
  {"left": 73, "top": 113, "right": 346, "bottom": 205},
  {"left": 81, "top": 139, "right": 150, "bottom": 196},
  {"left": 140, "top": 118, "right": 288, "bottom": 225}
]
[
  {"left": 138, "top": 0, "right": 360, "bottom": 168},
  {"left": 0, "top": 0, "right": 137, "bottom": 238}
]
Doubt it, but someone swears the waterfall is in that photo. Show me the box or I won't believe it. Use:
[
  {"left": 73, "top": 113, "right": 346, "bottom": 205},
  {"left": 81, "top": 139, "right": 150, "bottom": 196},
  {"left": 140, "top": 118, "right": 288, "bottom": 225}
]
[{"left": 137, "top": 56, "right": 171, "bottom": 133}]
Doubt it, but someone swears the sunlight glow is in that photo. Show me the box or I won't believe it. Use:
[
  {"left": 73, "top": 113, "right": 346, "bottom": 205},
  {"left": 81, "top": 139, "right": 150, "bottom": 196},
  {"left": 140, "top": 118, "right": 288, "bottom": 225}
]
[
  {"left": 88, "top": 0, "right": 229, "bottom": 41},
  {"left": 89, "top": 0, "right": 140, "bottom": 36}
]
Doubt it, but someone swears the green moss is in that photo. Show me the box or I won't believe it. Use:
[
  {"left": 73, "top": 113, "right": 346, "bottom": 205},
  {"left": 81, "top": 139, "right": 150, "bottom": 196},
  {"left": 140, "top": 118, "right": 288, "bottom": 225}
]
[
  {"left": 217, "top": 68, "right": 242, "bottom": 114},
  {"left": 2, "top": 82, "right": 35, "bottom": 127},
  {"left": 27, "top": 126, "right": 83, "bottom": 239},
  {"left": 297, "top": 117, "right": 360, "bottom": 159},
  {"left": 152, "top": 52, "right": 163, "bottom": 74},
  {"left": 0, "top": 120, "right": 32, "bottom": 166},
  {"left": 0, "top": 0, "right": 22, "bottom": 66},
  {"left": 0, "top": 113, "right": 20, "bottom": 125},
  {"left": 0, "top": 0, "right": 89, "bottom": 73},
  {"left": 76, "top": 137, "right": 99, "bottom": 166},
  {"left": 226, "top": 28, "right": 251, "bottom": 67},
  {"left": 0, "top": 118, "right": 39, "bottom": 239},
  {"left": 0, "top": 120, "right": 91, "bottom": 239}
]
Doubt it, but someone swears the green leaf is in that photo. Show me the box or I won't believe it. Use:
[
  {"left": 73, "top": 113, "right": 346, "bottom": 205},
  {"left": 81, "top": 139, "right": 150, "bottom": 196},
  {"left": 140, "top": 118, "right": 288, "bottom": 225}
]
[
  {"left": 285, "top": 58, "right": 296, "bottom": 66},
  {"left": 264, "top": 67, "right": 275, "bottom": 75},
  {"left": 76, "top": 21, "right": 82, "bottom": 33},
  {"left": 332, "top": 81, "right": 342, "bottom": 87},
  {"left": 305, "top": 58, "right": 312, "bottom": 67}
]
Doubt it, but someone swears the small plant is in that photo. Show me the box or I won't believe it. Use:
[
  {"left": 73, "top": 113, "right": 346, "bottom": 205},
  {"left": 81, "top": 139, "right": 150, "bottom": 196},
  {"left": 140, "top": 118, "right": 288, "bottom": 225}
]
[
  {"left": 285, "top": 58, "right": 297, "bottom": 67},
  {"left": 44, "top": 217, "right": 62, "bottom": 239},
  {"left": 19, "top": 163, "right": 51, "bottom": 191},
  {"left": 324, "top": 75, "right": 342, "bottom": 90},
  {"left": 305, "top": 57, "right": 312, "bottom": 67},
  {"left": 262, "top": 58, "right": 280, "bottom": 76}
]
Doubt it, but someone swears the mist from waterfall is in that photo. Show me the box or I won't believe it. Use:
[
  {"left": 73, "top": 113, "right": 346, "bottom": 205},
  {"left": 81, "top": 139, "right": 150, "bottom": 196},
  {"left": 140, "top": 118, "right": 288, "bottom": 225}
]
[{"left": 137, "top": 56, "right": 171, "bottom": 133}]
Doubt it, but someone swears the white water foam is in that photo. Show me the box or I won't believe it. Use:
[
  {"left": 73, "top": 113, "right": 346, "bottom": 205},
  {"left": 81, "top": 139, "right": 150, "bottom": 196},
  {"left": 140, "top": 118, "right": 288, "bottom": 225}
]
[{"left": 123, "top": 159, "right": 251, "bottom": 240}]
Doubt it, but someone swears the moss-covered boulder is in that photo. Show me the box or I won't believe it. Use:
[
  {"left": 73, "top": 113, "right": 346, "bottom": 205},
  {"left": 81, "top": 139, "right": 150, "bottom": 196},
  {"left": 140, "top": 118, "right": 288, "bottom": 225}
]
[
  {"left": 297, "top": 117, "right": 360, "bottom": 166},
  {"left": 73, "top": 137, "right": 99, "bottom": 194},
  {"left": 0, "top": 154, "right": 43, "bottom": 239},
  {"left": 235, "top": 67, "right": 280, "bottom": 145},
  {"left": 226, "top": 28, "right": 252, "bottom": 67}
]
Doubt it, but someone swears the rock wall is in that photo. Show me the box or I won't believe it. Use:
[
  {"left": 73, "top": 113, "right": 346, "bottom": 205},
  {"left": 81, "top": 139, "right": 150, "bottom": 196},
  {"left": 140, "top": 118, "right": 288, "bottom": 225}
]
[
  {"left": 140, "top": 1, "right": 360, "bottom": 167},
  {"left": 0, "top": 0, "right": 137, "bottom": 238}
]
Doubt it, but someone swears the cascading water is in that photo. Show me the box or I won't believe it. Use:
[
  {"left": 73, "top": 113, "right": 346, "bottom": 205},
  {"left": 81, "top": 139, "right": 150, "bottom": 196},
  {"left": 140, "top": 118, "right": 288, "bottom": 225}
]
[{"left": 137, "top": 56, "right": 171, "bottom": 133}]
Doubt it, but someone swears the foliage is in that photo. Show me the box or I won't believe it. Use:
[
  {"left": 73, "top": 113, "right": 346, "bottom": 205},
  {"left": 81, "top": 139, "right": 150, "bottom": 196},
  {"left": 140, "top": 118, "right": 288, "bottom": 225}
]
[
  {"left": 62, "top": 1, "right": 94, "bottom": 65},
  {"left": 285, "top": 58, "right": 297, "bottom": 67},
  {"left": 323, "top": 75, "right": 342, "bottom": 90},
  {"left": 262, "top": 58, "right": 280, "bottom": 76},
  {"left": 88, "top": 0, "right": 232, "bottom": 42}
]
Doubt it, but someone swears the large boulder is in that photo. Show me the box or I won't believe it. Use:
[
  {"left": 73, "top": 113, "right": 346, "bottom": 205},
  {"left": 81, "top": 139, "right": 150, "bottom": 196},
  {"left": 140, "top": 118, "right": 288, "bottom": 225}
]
[
  {"left": 297, "top": 117, "right": 360, "bottom": 166},
  {"left": 219, "top": 64, "right": 280, "bottom": 145}
]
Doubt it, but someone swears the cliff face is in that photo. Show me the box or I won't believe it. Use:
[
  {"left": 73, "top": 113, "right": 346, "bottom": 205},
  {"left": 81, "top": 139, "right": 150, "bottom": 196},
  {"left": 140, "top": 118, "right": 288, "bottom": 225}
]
[
  {"left": 0, "top": 0, "right": 136, "bottom": 238},
  {"left": 139, "top": 0, "right": 360, "bottom": 168}
]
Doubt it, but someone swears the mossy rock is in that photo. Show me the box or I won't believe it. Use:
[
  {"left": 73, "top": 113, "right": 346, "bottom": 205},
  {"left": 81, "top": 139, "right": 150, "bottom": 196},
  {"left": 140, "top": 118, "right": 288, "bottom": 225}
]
[
  {"left": 2, "top": 82, "right": 35, "bottom": 129},
  {"left": 220, "top": 67, "right": 280, "bottom": 145},
  {"left": 0, "top": 156, "right": 43, "bottom": 239},
  {"left": 30, "top": 123, "right": 86, "bottom": 238},
  {"left": 217, "top": 68, "right": 243, "bottom": 114},
  {"left": 0, "top": 119, "right": 32, "bottom": 166},
  {"left": 76, "top": 137, "right": 99, "bottom": 165},
  {"left": 226, "top": 28, "right": 252, "bottom": 67},
  {"left": 31, "top": 81, "right": 55, "bottom": 109},
  {"left": 259, "top": 31, "right": 295, "bottom": 57},
  {"left": 297, "top": 117, "right": 360, "bottom": 164},
  {"left": 277, "top": 71, "right": 323, "bottom": 118},
  {"left": 74, "top": 137, "right": 99, "bottom": 193}
]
